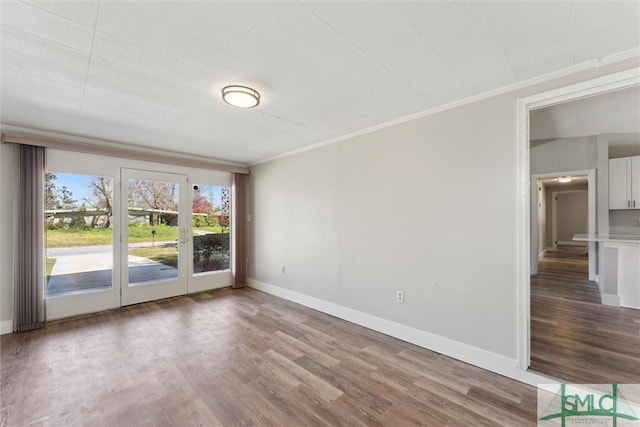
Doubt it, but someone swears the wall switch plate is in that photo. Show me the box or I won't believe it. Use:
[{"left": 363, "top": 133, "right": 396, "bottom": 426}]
[
  {"left": 396, "top": 290, "right": 404, "bottom": 303},
  {"left": 281, "top": 266, "right": 286, "bottom": 274}
]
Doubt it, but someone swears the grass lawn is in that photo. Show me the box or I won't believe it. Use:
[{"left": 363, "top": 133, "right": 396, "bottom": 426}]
[
  {"left": 47, "top": 227, "right": 113, "bottom": 247},
  {"left": 129, "top": 246, "right": 178, "bottom": 268},
  {"left": 47, "top": 225, "right": 227, "bottom": 248},
  {"left": 47, "top": 225, "right": 179, "bottom": 248}
]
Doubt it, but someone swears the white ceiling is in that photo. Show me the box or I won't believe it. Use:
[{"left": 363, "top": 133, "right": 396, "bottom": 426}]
[
  {"left": 539, "top": 175, "right": 588, "bottom": 191},
  {"left": 1, "top": 1, "right": 639, "bottom": 164},
  {"left": 530, "top": 86, "right": 640, "bottom": 141}
]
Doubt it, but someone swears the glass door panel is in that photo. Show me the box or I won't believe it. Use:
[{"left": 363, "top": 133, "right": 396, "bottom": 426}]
[
  {"left": 121, "top": 169, "right": 187, "bottom": 306},
  {"left": 44, "top": 171, "right": 119, "bottom": 320}
]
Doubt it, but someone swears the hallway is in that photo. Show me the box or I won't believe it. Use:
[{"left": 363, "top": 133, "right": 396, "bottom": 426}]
[{"left": 530, "top": 246, "right": 640, "bottom": 383}]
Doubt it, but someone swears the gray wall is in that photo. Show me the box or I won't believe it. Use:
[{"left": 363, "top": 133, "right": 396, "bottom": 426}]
[
  {"left": 610, "top": 210, "right": 640, "bottom": 234},
  {"left": 248, "top": 59, "right": 640, "bottom": 360},
  {"left": 530, "top": 136, "right": 597, "bottom": 175},
  {"left": 556, "top": 190, "right": 588, "bottom": 242},
  {"left": 608, "top": 133, "right": 640, "bottom": 158},
  {"left": 544, "top": 184, "right": 588, "bottom": 246}
]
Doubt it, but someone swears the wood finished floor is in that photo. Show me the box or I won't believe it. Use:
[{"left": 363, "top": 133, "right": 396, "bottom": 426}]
[
  {"left": 2, "top": 288, "right": 537, "bottom": 426},
  {"left": 530, "top": 248, "right": 640, "bottom": 383}
]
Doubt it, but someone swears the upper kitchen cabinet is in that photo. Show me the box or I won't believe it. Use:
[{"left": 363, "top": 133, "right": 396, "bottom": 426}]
[{"left": 609, "top": 156, "right": 640, "bottom": 210}]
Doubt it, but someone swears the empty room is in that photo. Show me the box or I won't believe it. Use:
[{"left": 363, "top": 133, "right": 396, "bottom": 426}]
[{"left": 1, "top": 1, "right": 639, "bottom": 426}]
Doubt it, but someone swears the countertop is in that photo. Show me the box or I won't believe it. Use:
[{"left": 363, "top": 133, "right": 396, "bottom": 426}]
[{"left": 573, "top": 233, "right": 640, "bottom": 244}]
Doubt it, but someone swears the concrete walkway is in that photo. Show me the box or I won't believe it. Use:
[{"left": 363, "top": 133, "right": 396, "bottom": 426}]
[{"left": 47, "top": 243, "right": 178, "bottom": 297}]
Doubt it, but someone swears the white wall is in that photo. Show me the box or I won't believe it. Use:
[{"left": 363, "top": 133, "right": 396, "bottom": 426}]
[
  {"left": 0, "top": 143, "right": 16, "bottom": 333},
  {"left": 248, "top": 59, "right": 639, "bottom": 372}
]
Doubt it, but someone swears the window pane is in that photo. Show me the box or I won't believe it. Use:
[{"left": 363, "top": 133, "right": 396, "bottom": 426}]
[
  {"left": 192, "top": 185, "right": 230, "bottom": 274},
  {"left": 45, "top": 173, "right": 113, "bottom": 297},
  {"left": 127, "top": 178, "right": 179, "bottom": 285}
]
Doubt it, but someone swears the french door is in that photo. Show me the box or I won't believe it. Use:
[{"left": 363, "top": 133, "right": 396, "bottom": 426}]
[
  {"left": 44, "top": 150, "right": 233, "bottom": 320},
  {"left": 121, "top": 169, "right": 188, "bottom": 306}
]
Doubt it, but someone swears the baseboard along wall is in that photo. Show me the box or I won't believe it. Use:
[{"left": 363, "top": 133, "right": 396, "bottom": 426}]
[{"left": 248, "top": 278, "right": 555, "bottom": 387}]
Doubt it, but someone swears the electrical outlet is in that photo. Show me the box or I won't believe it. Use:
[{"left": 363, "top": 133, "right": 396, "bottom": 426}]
[{"left": 396, "top": 290, "right": 404, "bottom": 304}]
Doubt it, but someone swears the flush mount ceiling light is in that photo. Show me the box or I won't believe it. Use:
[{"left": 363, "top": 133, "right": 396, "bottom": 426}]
[
  {"left": 221, "top": 85, "right": 260, "bottom": 108},
  {"left": 558, "top": 176, "right": 572, "bottom": 183}
]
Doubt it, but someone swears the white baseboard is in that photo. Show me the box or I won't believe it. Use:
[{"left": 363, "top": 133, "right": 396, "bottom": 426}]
[
  {"left": 0, "top": 320, "right": 12, "bottom": 335},
  {"left": 601, "top": 293, "right": 620, "bottom": 307},
  {"left": 248, "top": 278, "right": 556, "bottom": 387}
]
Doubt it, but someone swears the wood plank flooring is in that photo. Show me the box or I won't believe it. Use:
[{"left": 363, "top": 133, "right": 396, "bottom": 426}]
[
  {"left": 2, "top": 288, "right": 536, "bottom": 426},
  {"left": 530, "top": 248, "right": 640, "bottom": 383}
]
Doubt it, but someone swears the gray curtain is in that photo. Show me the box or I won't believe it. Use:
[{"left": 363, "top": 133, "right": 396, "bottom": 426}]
[
  {"left": 14, "top": 144, "right": 46, "bottom": 332},
  {"left": 232, "top": 173, "right": 248, "bottom": 288}
]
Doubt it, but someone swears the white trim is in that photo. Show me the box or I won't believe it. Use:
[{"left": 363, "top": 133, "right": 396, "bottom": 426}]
[
  {"left": 252, "top": 48, "right": 639, "bottom": 166},
  {"left": 557, "top": 241, "right": 587, "bottom": 247},
  {"left": 249, "top": 278, "right": 558, "bottom": 387},
  {"left": 552, "top": 190, "right": 558, "bottom": 251},
  {"left": 601, "top": 293, "right": 621, "bottom": 307},
  {"left": 516, "top": 68, "right": 640, "bottom": 372},
  {"left": 0, "top": 320, "right": 12, "bottom": 335}
]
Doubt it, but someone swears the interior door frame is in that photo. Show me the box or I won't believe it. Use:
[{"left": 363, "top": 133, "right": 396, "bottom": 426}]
[
  {"left": 120, "top": 168, "right": 189, "bottom": 306},
  {"left": 516, "top": 68, "right": 640, "bottom": 370}
]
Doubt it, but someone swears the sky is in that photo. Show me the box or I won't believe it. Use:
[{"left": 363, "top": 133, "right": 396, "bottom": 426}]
[{"left": 53, "top": 173, "right": 95, "bottom": 204}]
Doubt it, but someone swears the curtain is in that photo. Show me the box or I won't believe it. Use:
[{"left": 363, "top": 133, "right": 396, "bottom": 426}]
[
  {"left": 14, "top": 144, "right": 46, "bottom": 332},
  {"left": 232, "top": 173, "right": 248, "bottom": 288}
]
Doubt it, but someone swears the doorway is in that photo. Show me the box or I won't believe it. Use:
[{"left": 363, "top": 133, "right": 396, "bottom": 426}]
[
  {"left": 121, "top": 169, "right": 189, "bottom": 306},
  {"left": 516, "top": 68, "right": 640, "bottom": 372},
  {"left": 530, "top": 171, "right": 595, "bottom": 281}
]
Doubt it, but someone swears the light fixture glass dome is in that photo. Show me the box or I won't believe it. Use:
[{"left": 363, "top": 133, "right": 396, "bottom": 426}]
[
  {"left": 558, "top": 176, "right": 572, "bottom": 183},
  {"left": 221, "top": 85, "right": 260, "bottom": 108}
]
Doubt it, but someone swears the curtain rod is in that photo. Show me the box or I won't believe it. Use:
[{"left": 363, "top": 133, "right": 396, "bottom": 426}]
[{"left": 1, "top": 128, "right": 249, "bottom": 175}]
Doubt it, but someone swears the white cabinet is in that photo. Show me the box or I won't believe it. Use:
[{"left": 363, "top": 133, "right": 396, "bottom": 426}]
[{"left": 609, "top": 156, "right": 640, "bottom": 209}]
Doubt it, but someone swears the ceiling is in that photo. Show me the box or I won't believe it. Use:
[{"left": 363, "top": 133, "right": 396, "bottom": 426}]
[
  {"left": 530, "top": 86, "right": 640, "bottom": 141},
  {"left": 539, "top": 175, "right": 588, "bottom": 191},
  {"left": 1, "top": 1, "right": 639, "bottom": 165}
]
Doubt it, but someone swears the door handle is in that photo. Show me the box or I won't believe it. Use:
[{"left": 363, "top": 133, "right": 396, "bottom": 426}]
[{"left": 180, "top": 228, "right": 187, "bottom": 244}]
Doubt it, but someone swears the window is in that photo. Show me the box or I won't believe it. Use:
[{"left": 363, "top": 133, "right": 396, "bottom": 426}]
[{"left": 192, "top": 185, "right": 231, "bottom": 274}]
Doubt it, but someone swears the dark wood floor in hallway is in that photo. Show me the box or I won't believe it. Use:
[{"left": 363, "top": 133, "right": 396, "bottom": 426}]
[
  {"left": 530, "top": 247, "right": 640, "bottom": 383},
  {"left": 2, "top": 288, "right": 537, "bottom": 426}
]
